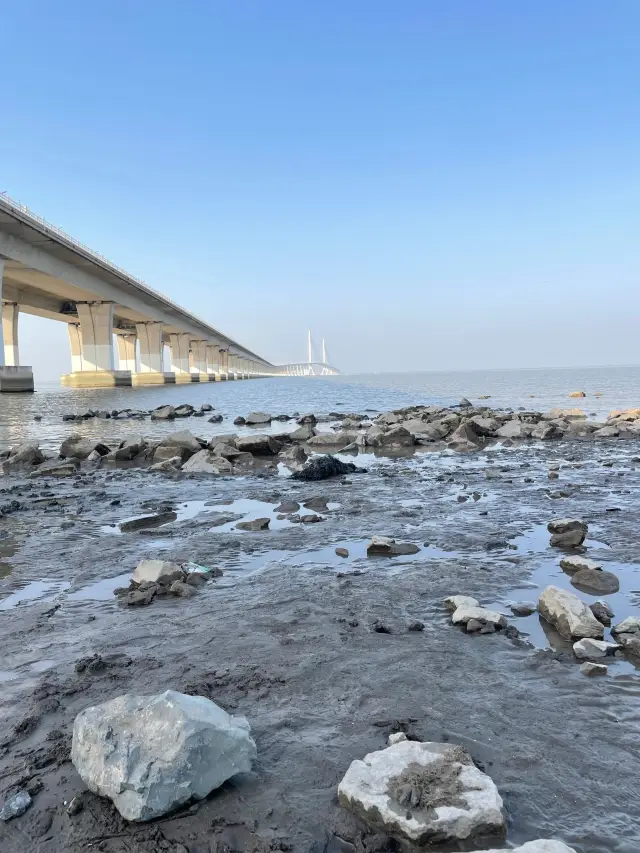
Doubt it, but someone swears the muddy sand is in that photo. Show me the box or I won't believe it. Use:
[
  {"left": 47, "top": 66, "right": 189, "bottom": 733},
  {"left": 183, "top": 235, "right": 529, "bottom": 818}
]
[{"left": 1, "top": 439, "right": 639, "bottom": 852}]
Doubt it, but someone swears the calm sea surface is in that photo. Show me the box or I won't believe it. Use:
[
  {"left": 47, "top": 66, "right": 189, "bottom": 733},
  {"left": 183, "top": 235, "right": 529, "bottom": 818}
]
[{"left": 0, "top": 365, "right": 639, "bottom": 452}]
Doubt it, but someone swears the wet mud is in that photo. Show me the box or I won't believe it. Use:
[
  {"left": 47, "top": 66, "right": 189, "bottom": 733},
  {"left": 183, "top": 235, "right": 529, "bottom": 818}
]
[{"left": 1, "top": 438, "right": 640, "bottom": 852}]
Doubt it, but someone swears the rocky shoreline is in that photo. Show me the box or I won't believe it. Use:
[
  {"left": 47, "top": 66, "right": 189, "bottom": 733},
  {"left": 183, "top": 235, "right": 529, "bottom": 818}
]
[{"left": 1, "top": 398, "right": 640, "bottom": 852}]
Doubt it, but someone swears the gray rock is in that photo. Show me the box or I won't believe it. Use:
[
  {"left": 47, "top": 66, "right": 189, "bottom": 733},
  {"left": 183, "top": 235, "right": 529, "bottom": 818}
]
[
  {"left": 538, "top": 585, "right": 604, "bottom": 639},
  {"left": 547, "top": 518, "right": 588, "bottom": 548},
  {"left": 306, "top": 432, "right": 358, "bottom": 449},
  {"left": 290, "top": 424, "right": 315, "bottom": 441},
  {"left": 296, "top": 413, "right": 317, "bottom": 424},
  {"left": 451, "top": 605, "right": 508, "bottom": 630},
  {"left": 29, "top": 459, "right": 80, "bottom": 477},
  {"left": 119, "top": 512, "right": 177, "bottom": 533},
  {"left": 366, "top": 536, "right": 420, "bottom": 556},
  {"left": 278, "top": 445, "right": 308, "bottom": 470},
  {"left": 510, "top": 602, "right": 537, "bottom": 617},
  {"left": 570, "top": 568, "right": 619, "bottom": 594},
  {"left": 291, "top": 455, "right": 361, "bottom": 481},
  {"left": 174, "top": 404, "right": 195, "bottom": 418},
  {"left": 208, "top": 413, "right": 224, "bottom": 423},
  {"left": 236, "top": 517, "right": 270, "bottom": 531},
  {"left": 245, "top": 411, "right": 272, "bottom": 425},
  {"left": 447, "top": 421, "right": 481, "bottom": 452},
  {"left": 60, "top": 435, "right": 111, "bottom": 460},
  {"left": 71, "top": 690, "right": 256, "bottom": 821},
  {"left": 580, "top": 662, "right": 608, "bottom": 677},
  {"left": 151, "top": 405, "right": 176, "bottom": 420},
  {"left": 469, "top": 416, "right": 499, "bottom": 436},
  {"left": 133, "top": 560, "right": 184, "bottom": 586},
  {"left": 235, "top": 434, "right": 280, "bottom": 455},
  {"left": 589, "top": 600, "right": 614, "bottom": 626},
  {"left": 169, "top": 580, "right": 198, "bottom": 597},
  {"left": 149, "top": 456, "right": 183, "bottom": 473},
  {"left": 495, "top": 421, "right": 532, "bottom": 439},
  {"left": 182, "top": 450, "right": 233, "bottom": 475},
  {"left": 0, "top": 789, "right": 32, "bottom": 821},
  {"left": 612, "top": 616, "right": 640, "bottom": 635},
  {"left": 157, "top": 430, "right": 202, "bottom": 456},
  {"left": 338, "top": 740, "right": 505, "bottom": 845},
  {"left": 560, "top": 555, "right": 601, "bottom": 574},
  {"left": 2, "top": 443, "right": 45, "bottom": 472},
  {"left": 573, "top": 638, "right": 619, "bottom": 659},
  {"left": 444, "top": 595, "right": 479, "bottom": 613}
]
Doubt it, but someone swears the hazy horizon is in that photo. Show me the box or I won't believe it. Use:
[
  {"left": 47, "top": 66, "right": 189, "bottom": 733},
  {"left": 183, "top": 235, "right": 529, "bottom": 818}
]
[{"left": 3, "top": 1, "right": 639, "bottom": 381}]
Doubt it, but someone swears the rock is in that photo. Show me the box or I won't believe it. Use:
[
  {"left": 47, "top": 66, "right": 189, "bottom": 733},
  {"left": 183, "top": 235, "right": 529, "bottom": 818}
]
[
  {"left": 469, "top": 416, "right": 499, "bottom": 436},
  {"left": 496, "top": 420, "right": 532, "bottom": 439},
  {"left": 303, "top": 496, "right": 330, "bottom": 511},
  {"left": 291, "top": 455, "right": 362, "bottom": 481},
  {"left": 538, "top": 586, "right": 604, "bottom": 639},
  {"left": 182, "top": 450, "right": 233, "bottom": 475},
  {"left": 185, "top": 572, "right": 208, "bottom": 588},
  {"left": 612, "top": 616, "right": 640, "bottom": 635},
  {"left": 367, "top": 536, "right": 420, "bottom": 556},
  {"left": 543, "top": 408, "right": 586, "bottom": 420},
  {"left": 408, "top": 621, "right": 425, "bottom": 632},
  {"left": 337, "top": 740, "right": 505, "bottom": 845},
  {"left": 573, "top": 638, "right": 619, "bottom": 660},
  {"left": 0, "top": 789, "right": 32, "bottom": 821},
  {"left": 560, "top": 555, "right": 601, "bottom": 574},
  {"left": 459, "top": 397, "right": 473, "bottom": 407},
  {"left": 296, "top": 413, "right": 317, "bottom": 424},
  {"left": 174, "top": 404, "right": 195, "bottom": 418},
  {"left": 568, "top": 391, "right": 586, "bottom": 397},
  {"left": 245, "top": 411, "right": 272, "bottom": 425},
  {"left": 510, "top": 602, "right": 537, "bottom": 617},
  {"left": 589, "top": 600, "right": 614, "bottom": 626},
  {"left": 60, "top": 435, "right": 111, "bottom": 460},
  {"left": 547, "top": 518, "right": 588, "bottom": 548},
  {"left": 290, "top": 424, "right": 315, "bottom": 441},
  {"left": 67, "top": 796, "right": 84, "bottom": 815},
  {"left": 149, "top": 456, "right": 183, "bottom": 472},
  {"left": 388, "top": 732, "right": 407, "bottom": 745},
  {"left": 275, "top": 500, "right": 301, "bottom": 513},
  {"left": 451, "top": 605, "right": 508, "bottom": 630},
  {"left": 376, "top": 412, "right": 402, "bottom": 425},
  {"left": 200, "top": 404, "right": 213, "bottom": 412},
  {"left": 71, "top": 690, "right": 256, "bottom": 821},
  {"left": 531, "top": 422, "right": 562, "bottom": 440},
  {"left": 119, "top": 512, "right": 177, "bottom": 532},
  {"left": 580, "top": 662, "right": 607, "bottom": 677},
  {"left": 169, "top": 580, "right": 198, "bottom": 597},
  {"left": 571, "top": 568, "right": 619, "bottom": 594},
  {"left": 132, "top": 559, "right": 184, "bottom": 586},
  {"left": 448, "top": 421, "right": 481, "bottom": 452},
  {"left": 2, "top": 443, "right": 46, "bottom": 472},
  {"left": 233, "top": 416, "right": 246, "bottom": 425},
  {"left": 444, "top": 595, "right": 479, "bottom": 612},
  {"left": 236, "top": 518, "right": 270, "bottom": 531},
  {"left": 278, "top": 445, "right": 309, "bottom": 470},
  {"left": 335, "top": 547, "right": 349, "bottom": 558},
  {"left": 235, "top": 434, "right": 280, "bottom": 455},
  {"left": 208, "top": 413, "right": 224, "bottom": 423},
  {"left": 151, "top": 405, "right": 176, "bottom": 420},
  {"left": 157, "top": 430, "right": 202, "bottom": 456},
  {"left": 307, "top": 432, "right": 358, "bottom": 449}
]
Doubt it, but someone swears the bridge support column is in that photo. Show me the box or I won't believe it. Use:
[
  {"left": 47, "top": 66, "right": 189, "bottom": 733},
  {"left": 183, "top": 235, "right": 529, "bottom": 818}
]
[
  {"left": 206, "top": 344, "right": 220, "bottom": 381},
  {"left": 191, "top": 341, "right": 208, "bottom": 381},
  {"left": 61, "top": 301, "right": 131, "bottom": 387},
  {"left": 169, "top": 333, "right": 195, "bottom": 383},
  {"left": 0, "top": 268, "right": 34, "bottom": 391},
  {"left": 218, "top": 349, "right": 228, "bottom": 380},
  {"left": 133, "top": 322, "right": 174, "bottom": 385},
  {"left": 116, "top": 331, "right": 137, "bottom": 373},
  {"left": 227, "top": 353, "right": 236, "bottom": 379}
]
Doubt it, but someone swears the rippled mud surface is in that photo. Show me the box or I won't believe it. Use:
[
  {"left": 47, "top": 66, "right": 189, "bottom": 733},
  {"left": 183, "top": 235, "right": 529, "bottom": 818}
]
[{"left": 1, "top": 437, "right": 640, "bottom": 852}]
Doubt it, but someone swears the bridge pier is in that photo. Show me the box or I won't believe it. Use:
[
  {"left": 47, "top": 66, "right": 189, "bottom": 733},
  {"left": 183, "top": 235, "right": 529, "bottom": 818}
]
[
  {"left": 206, "top": 344, "right": 221, "bottom": 381},
  {"left": 0, "top": 260, "right": 34, "bottom": 392},
  {"left": 169, "top": 333, "right": 196, "bottom": 383},
  {"left": 130, "top": 322, "right": 174, "bottom": 385},
  {"left": 61, "top": 301, "right": 131, "bottom": 388},
  {"left": 190, "top": 341, "right": 208, "bottom": 381}
]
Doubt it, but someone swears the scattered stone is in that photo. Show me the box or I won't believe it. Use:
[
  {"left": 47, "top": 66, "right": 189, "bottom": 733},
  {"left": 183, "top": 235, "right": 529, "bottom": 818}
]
[
  {"left": 236, "top": 517, "right": 270, "bottom": 531},
  {"left": 67, "top": 796, "right": 84, "bottom": 816},
  {"left": 367, "top": 536, "right": 420, "bottom": 556},
  {"left": 297, "top": 413, "right": 317, "bottom": 424},
  {"left": 291, "top": 455, "right": 362, "bottom": 481},
  {"left": 122, "top": 588, "right": 157, "bottom": 607},
  {"left": 133, "top": 559, "right": 184, "bottom": 586},
  {"left": 151, "top": 405, "right": 176, "bottom": 420},
  {"left": 307, "top": 432, "right": 358, "bottom": 449},
  {"left": 335, "top": 547, "right": 349, "bottom": 558},
  {"left": 149, "top": 456, "right": 183, "bottom": 473},
  {"left": 157, "top": 430, "right": 202, "bottom": 456},
  {"left": 182, "top": 450, "right": 233, "bottom": 475},
  {"left": 570, "top": 567, "right": 620, "bottom": 594},
  {"left": 444, "top": 595, "right": 479, "bottom": 613},
  {"left": 568, "top": 391, "right": 586, "bottom": 398},
  {"left": 560, "top": 555, "right": 602, "bottom": 574},
  {"left": 2, "top": 443, "right": 46, "bottom": 472},
  {"left": 580, "top": 662, "right": 608, "bottom": 677},
  {"left": 60, "top": 435, "right": 111, "bottom": 460},
  {"left": 589, "top": 600, "right": 614, "bottom": 626},
  {"left": 235, "top": 434, "right": 280, "bottom": 455},
  {"left": 300, "top": 513, "right": 324, "bottom": 523},
  {"left": 388, "top": 732, "right": 407, "bottom": 745},
  {"left": 510, "top": 602, "right": 537, "bottom": 617},
  {"left": 547, "top": 518, "right": 588, "bottom": 548},
  {"left": 119, "top": 511, "right": 177, "bottom": 532},
  {"left": 290, "top": 423, "right": 316, "bottom": 441},
  {"left": 185, "top": 572, "right": 208, "bottom": 588},
  {"left": 451, "top": 605, "right": 508, "bottom": 631},
  {"left": 245, "top": 411, "right": 272, "bottom": 425},
  {"left": 234, "top": 416, "right": 246, "bottom": 425},
  {"left": 407, "top": 621, "right": 424, "bottom": 632},
  {"left": 573, "top": 638, "right": 619, "bottom": 659},
  {"left": 71, "top": 690, "right": 257, "bottom": 821},
  {"left": 275, "top": 500, "right": 301, "bottom": 514},
  {"left": 0, "top": 790, "right": 32, "bottom": 821},
  {"left": 612, "top": 616, "right": 640, "bottom": 635},
  {"left": 170, "top": 580, "right": 198, "bottom": 597},
  {"left": 338, "top": 740, "right": 505, "bottom": 845},
  {"left": 174, "top": 404, "right": 195, "bottom": 418},
  {"left": 538, "top": 585, "right": 604, "bottom": 639}
]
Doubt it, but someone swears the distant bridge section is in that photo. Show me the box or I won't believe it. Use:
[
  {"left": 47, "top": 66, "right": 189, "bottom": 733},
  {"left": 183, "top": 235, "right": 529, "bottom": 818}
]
[
  {"left": 280, "top": 362, "right": 340, "bottom": 376},
  {"left": 0, "top": 193, "right": 277, "bottom": 390}
]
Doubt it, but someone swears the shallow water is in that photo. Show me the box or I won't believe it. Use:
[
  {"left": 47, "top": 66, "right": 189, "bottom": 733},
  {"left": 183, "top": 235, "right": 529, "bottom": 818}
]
[{"left": 2, "top": 364, "right": 640, "bottom": 452}]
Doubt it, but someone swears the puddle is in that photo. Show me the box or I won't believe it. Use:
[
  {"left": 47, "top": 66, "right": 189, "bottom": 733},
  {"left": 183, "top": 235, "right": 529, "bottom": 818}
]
[
  {"left": 67, "top": 572, "right": 132, "bottom": 601},
  {"left": 510, "top": 523, "right": 611, "bottom": 554},
  {"left": 206, "top": 498, "right": 340, "bottom": 532},
  {"left": 0, "top": 579, "right": 70, "bottom": 611}
]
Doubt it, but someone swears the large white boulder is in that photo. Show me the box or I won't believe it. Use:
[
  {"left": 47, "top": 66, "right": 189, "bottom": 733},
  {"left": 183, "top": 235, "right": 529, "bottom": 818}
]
[
  {"left": 451, "top": 605, "right": 507, "bottom": 630},
  {"left": 338, "top": 740, "right": 505, "bottom": 845},
  {"left": 572, "top": 638, "right": 619, "bottom": 660},
  {"left": 538, "top": 586, "right": 604, "bottom": 639},
  {"left": 71, "top": 690, "right": 256, "bottom": 821},
  {"left": 132, "top": 559, "right": 183, "bottom": 586}
]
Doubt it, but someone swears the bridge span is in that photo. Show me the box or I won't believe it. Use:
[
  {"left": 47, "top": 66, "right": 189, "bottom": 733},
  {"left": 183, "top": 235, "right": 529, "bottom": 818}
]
[{"left": 0, "top": 194, "right": 281, "bottom": 391}]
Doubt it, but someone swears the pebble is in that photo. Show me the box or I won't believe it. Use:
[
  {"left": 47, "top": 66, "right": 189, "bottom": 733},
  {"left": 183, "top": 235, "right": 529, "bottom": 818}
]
[
  {"left": 0, "top": 790, "right": 32, "bottom": 821},
  {"left": 335, "top": 548, "right": 349, "bottom": 558},
  {"left": 67, "top": 796, "right": 84, "bottom": 815},
  {"left": 580, "top": 662, "right": 608, "bottom": 676},
  {"left": 407, "top": 621, "right": 424, "bottom": 632}
]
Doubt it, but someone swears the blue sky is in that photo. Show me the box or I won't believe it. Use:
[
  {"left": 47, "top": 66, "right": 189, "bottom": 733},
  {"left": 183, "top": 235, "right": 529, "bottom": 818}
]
[{"left": 2, "top": 1, "right": 639, "bottom": 377}]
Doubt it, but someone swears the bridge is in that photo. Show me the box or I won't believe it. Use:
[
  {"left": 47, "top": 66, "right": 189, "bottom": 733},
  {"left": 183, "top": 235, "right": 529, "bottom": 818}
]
[{"left": 0, "top": 194, "right": 337, "bottom": 391}]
